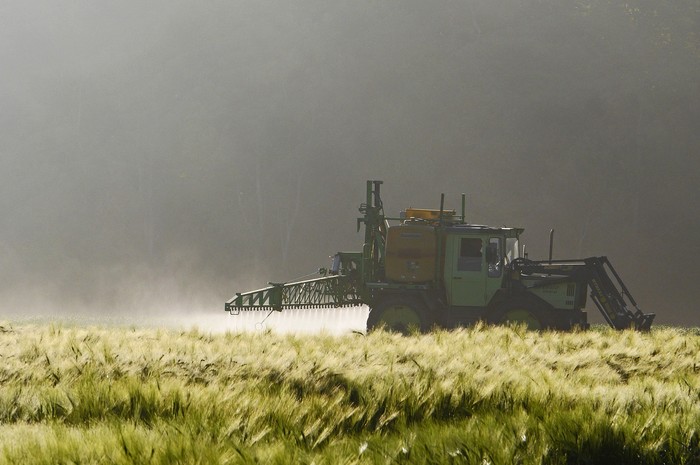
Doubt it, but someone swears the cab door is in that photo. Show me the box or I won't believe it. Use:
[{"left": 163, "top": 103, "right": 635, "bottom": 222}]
[{"left": 445, "top": 235, "right": 487, "bottom": 307}]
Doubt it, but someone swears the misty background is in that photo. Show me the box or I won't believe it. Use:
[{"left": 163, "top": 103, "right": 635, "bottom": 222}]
[{"left": 1, "top": 0, "right": 698, "bottom": 325}]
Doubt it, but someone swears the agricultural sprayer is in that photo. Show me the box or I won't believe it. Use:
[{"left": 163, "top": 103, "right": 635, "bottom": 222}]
[{"left": 226, "top": 180, "right": 654, "bottom": 332}]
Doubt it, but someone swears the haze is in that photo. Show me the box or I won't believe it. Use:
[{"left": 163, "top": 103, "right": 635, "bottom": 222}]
[{"left": 1, "top": 0, "right": 698, "bottom": 327}]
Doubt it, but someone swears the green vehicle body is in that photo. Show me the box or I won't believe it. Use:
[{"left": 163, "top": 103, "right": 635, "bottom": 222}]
[{"left": 227, "top": 181, "right": 654, "bottom": 331}]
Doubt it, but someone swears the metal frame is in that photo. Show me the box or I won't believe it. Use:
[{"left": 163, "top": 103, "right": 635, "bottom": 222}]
[{"left": 225, "top": 275, "right": 363, "bottom": 314}]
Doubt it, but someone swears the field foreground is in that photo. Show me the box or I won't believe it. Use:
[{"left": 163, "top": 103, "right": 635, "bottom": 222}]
[{"left": 0, "top": 322, "right": 699, "bottom": 464}]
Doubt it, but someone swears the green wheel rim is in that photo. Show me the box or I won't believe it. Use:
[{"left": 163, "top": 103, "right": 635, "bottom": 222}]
[
  {"left": 378, "top": 303, "right": 422, "bottom": 333},
  {"left": 502, "top": 309, "right": 542, "bottom": 330}
]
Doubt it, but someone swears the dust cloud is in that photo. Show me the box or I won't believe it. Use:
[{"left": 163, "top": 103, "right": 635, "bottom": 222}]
[{"left": 1, "top": 0, "right": 699, "bottom": 328}]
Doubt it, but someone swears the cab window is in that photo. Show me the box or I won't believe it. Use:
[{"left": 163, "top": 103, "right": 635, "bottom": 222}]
[
  {"left": 506, "top": 238, "right": 520, "bottom": 264},
  {"left": 457, "top": 238, "right": 482, "bottom": 271},
  {"left": 487, "top": 237, "right": 502, "bottom": 277}
]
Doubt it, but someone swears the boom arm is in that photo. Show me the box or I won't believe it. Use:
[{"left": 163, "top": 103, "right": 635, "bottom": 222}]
[{"left": 225, "top": 274, "right": 365, "bottom": 314}]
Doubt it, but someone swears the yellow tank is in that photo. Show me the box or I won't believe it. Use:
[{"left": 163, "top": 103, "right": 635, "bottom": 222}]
[
  {"left": 385, "top": 224, "right": 436, "bottom": 282},
  {"left": 404, "top": 208, "right": 455, "bottom": 222}
]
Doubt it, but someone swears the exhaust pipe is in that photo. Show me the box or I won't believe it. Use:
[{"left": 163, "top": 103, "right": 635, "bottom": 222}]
[{"left": 549, "top": 229, "right": 554, "bottom": 264}]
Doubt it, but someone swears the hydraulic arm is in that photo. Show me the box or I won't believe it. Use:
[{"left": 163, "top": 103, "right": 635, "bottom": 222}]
[{"left": 513, "top": 256, "right": 655, "bottom": 330}]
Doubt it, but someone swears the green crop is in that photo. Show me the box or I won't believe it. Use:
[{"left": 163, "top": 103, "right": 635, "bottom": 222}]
[{"left": 0, "top": 321, "right": 698, "bottom": 464}]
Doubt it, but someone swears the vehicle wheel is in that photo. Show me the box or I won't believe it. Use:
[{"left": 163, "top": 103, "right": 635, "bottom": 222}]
[
  {"left": 488, "top": 298, "right": 553, "bottom": 330},
  {"left": 367, "top": 297, "right": 431, "bottom": 334}
]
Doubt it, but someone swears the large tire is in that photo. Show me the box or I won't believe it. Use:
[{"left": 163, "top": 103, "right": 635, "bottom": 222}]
[
  {"left": 488, "top": 297, "right": 553, "bottom": 330},
  {"left": 367, "top": 297, "right": 431, "bottom": 334}
]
